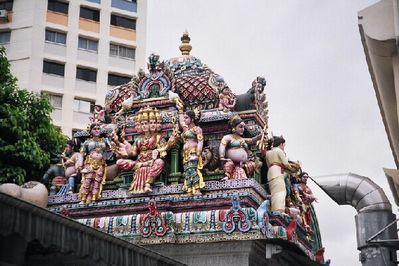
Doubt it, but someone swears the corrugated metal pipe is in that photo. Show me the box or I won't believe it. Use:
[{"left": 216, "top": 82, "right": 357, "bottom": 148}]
[{"left": 312, "top": 173, "right": 397, "bottom": 266}]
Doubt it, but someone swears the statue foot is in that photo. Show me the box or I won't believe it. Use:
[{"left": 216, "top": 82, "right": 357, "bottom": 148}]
[
  {"left": 144, "top": 184, "right": 152, "bottom": 193},
  {"left": 221, "top": 176, "right": 229, "bottom": 181},
  {"left": 193, "top": 190, "right": 202, "bottom": 196}
]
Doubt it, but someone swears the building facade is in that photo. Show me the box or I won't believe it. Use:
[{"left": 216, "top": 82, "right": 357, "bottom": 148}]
[
  {"left": 358, "top": 0, "right": 399, "bottom": 204},
  {"left": 0, "top": 0, "right": 147, "bottom": 137}
]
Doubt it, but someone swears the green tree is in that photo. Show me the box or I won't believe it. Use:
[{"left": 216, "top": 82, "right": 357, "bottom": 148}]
[{"left": 0, "top": 46, "right": 66, "bottom": 185}]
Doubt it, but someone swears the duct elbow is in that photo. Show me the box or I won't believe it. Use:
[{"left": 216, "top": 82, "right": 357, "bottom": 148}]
[{"left": 312, "top": 173, "right": 392, "bottom": 213}]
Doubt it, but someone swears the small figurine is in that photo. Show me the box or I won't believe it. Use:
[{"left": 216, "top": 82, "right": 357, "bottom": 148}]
[
  {"left": 42, "top": 154, "right": 66, "bottom": 196},
  {"left": 218, "top": 87, "right": 236, "bottom": 112},
  {"left": 296, "top": 172, "right": 317, "bottom": 231},
  {"left": 63, "top": 140, "right": 83, "bottom": 194},
  {"left": 91, "top": 105, "right": 105, "bottom": 124}
]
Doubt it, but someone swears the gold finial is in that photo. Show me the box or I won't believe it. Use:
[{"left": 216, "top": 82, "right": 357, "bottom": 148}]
[{"left": 179, "top": 31, "right": 192, "bottom": 56}]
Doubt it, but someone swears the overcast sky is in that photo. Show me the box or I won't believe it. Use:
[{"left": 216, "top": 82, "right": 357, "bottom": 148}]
[{"left": 146, "top": 1, "right": 390, "bottom": 265}]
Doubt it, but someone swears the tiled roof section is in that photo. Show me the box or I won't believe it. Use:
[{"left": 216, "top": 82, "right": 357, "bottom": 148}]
[
  {"left": 176, "top": 74, "right": 218, "bottom": 107},
  {"left": 167, "top": 55, "right": 234, "bottom": 109}
]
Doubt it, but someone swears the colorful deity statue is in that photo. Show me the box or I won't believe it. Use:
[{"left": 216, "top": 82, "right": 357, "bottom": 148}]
[
  {"left": 177, "top": 107, "right": 205, "bottom": 195},
  {"left": 265, "top": 136, "right": 300, "bottom": 212},
  {"left": 219, "top": 115, "right": 261, "bottom": 180},
  {"left": 218, "top": 87, "right": 236, "bottom": 112},
  {"left": 293, "top": 172, "right": 317, "bottom": 231},
  {"left": 116, "top": 107, "right": 172, "bottom": 193},
  {"left": 42, "top": 154, "right": 66, "bottom": 196},
  {"left": 90, "top": 105, "right": 106, "bottom": 124},
  {"left": 79, "top": 123, "right": 109, "bottom": 204},
  {"left": 63, "top": 140, "right": 83, "bottom": 194}
]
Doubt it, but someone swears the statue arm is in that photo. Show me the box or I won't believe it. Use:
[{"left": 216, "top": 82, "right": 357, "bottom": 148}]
[
  {"left": 130, "top": 140, "right": 139, "bottom": 157},
  {"left": 178, "top": 113, "right": 188, "bottom": 131},
  {"left": 244, "top": 133, "right": 262, "bottom": 145},
  {"left": 195, "top": 127, "right": 204, "bottom": 156},
  {"left": 74, "top": 153, "right": 84, "bottom": 169},
  {"left": 219, "top": 136, "right": 229, "bottom": 159},
  {"left": 277, "top": 149, "right": 295, "bottom": 171}
]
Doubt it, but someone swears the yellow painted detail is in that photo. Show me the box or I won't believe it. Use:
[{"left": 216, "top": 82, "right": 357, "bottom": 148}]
[
  {"left": 110, "top": 25, "right": 136, "bottom": 41},
  {"left": 46, "top": 11, "right": 68, "bottom": 26},
  {"left": 79, "top": 18, "right": 100, "bottom": 33}
]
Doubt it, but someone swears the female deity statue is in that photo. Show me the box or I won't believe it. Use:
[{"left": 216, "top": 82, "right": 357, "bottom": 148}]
[
  {"left": 178, "top": 108, "right": 205, "bottom": 195},
  {"left": 64, "top": 140, "right": 83, "bottom": 194},
  {"left": 265, "top": 136, "right": 300, "bottom": 212},
  {"left": 79, "top": 123, "right": 109, "bottom": 204},
  {"left": 219, "top": 115, "right": 261, "bottom": 180},
  {"left": 116, "top": 107, "right": 167, "bottom": 193}
]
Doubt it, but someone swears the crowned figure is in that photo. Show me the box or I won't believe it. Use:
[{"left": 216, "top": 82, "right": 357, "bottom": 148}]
[{"left": 116, "top": 107, "right": 169, "bottom": 193}]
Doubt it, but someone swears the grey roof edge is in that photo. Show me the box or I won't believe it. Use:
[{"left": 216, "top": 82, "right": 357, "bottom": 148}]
[{"left": 0, "top": 192, "right": 186, "bottom": 266}]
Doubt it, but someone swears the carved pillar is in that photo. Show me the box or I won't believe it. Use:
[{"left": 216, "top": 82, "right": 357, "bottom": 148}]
[{"left": 168, "top": 147, "right": 181, "bottom": 185}]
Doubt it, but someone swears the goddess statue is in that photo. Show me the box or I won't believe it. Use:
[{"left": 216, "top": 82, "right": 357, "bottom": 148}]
[
  {"left": 177, "top": 108, "right": 205, "bottom": 195},
  {"left": 219, "top": 115, "right": 261, "bottom": 180},
  {"left": 79, "top": 123, "right": 109, "bottom": 204},
  {"left": 265, "top": 136, "right": 300, "bottom": 212},
  {"left": 116, "top": 107, "right": 171, "bottom": 193}
]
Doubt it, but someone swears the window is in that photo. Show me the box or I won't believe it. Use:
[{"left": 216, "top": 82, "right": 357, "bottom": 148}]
[
  {"left": 108, "top": 73, "right": 131, "bottom": 86},
  {"left": 45, "top": 29, "right": 66, "bottom": 45},
  {"left": 80, "top": 7, "right": 100, "bottom": 22},
  {"left": 0, "top": 0, "right": 13, "bottom": 11},
  {"left": 48, "top": 94, "right": 62, "bottom": 109},
  {"left": 74, "top": 98, "right": 94, "bottom": 113},
  {"left": 78, "top": 37, "right": 98, "bottom": 52},
  {"left": 47, "top": 0, "right": 68, "bottom": 14},
  {"left": 110, "top": 44, "right": 135, "bottom": 59},
  {"left": 0, "top": 31, "right": 10, "bottom": 44},
  {"left": 43, "top": 60, "right": 65, "bottom": 76},
  {"left": 110, "top": 14, "right": 135, "bottom": 30},
  {"left": 76, "top": 67, "right": 97, "bottom": 82}
]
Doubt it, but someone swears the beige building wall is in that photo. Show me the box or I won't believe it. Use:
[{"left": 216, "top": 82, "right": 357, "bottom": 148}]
[
  {"left": 359, "top": 0, "right": 399, "bottom": 204},
  {"left": 0, "top": 0, "right": 147, "bottom": 137}
]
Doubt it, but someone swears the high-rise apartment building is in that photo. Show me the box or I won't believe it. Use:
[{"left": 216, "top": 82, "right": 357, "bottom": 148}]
[{"left": 0, "top": 0, "right": 147, "bottom": 137}]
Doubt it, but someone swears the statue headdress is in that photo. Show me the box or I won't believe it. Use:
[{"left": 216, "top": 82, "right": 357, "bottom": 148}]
[
  {"left": 228, "top": 115, "right": 243, "bottom": 131},
  {"left": 193, "top": 107, "right": 201, "bottom": 121}
]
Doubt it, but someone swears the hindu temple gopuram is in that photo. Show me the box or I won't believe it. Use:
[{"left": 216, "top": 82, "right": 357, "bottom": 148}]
[{"left": 44, "top": 32, "right": 326, "bottom": 266}]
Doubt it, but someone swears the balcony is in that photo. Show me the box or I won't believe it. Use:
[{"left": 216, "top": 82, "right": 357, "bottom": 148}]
[
  {"left": 46, "top": 11, "right": 68, "bottom": 26},
  {"left": 109, "top": 55, "right": 135, "bottom": 71},
  {"left": 79, "top": 18, "right": 100, "bottom": 33},
  {"left": 44, "top": 42, "right": 66, "bottom": 57},
  {"left": 42, "top": 74, "right": 64, "bottom": 90},
  {"left": 110, "top": 25, "right": 135, "bottom": 41},
  {"left": 73, "top": 111, "right": 91, "bottom": 128},
  {"left": 50, "top": 109, "right": 62, "bottom": 123},
  {"left": 75, "top": 79, "right": 96, "bottom": 96},
  {"left": 77, "top": 49, "right": 98, "bottom": 64}
]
